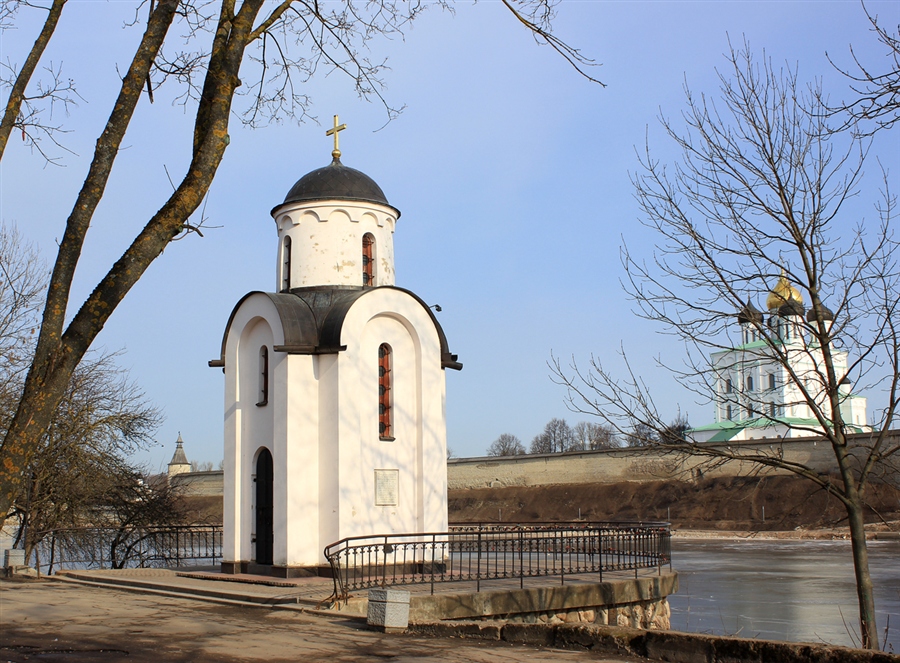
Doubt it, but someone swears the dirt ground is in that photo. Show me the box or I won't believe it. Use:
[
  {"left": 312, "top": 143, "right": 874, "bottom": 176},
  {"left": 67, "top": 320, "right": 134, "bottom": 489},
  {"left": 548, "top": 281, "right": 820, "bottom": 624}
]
[
  {"left": 448, "top": 475, "right": 900, "bottom": 532},
  {"left": 0, "top": 579, "right": 646, "bottom": 663}
]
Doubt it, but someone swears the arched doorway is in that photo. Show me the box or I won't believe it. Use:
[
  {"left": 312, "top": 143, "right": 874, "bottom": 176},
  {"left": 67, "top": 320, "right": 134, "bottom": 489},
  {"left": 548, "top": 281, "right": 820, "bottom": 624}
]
[{"left": 254, "top": 448, "right": 274, "bottom": 565}]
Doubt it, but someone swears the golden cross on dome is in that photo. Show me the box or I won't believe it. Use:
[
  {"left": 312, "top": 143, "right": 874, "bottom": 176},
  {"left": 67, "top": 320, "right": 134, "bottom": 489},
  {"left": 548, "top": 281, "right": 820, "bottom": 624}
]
[{"left": 326, "top": 114, "right": 347, "bottom": 159}]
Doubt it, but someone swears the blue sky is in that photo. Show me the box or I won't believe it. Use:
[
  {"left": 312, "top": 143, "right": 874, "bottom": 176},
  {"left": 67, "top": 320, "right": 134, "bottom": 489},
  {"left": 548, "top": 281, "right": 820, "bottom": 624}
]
[{"left": 1, "top": 0, "right": 898, "bottom": 470}]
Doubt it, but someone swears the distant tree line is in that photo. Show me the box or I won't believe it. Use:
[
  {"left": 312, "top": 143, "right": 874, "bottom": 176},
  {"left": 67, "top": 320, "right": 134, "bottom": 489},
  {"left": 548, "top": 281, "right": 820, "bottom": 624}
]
[
  {"left": 484, "top": 414, "right": 691, "bottom": 457},
  {"left": 189, "top": 460, "right": 224, "bottom": 472}
]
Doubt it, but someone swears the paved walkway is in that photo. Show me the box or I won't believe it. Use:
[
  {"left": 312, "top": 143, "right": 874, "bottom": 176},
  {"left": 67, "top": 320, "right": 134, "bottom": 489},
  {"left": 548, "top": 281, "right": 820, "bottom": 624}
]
[
  {"left": 48, "top": 566, "right": 661, "bottom": 613},
  {"left": 0, "top": 578, "right": 648, "bottom": 662}
]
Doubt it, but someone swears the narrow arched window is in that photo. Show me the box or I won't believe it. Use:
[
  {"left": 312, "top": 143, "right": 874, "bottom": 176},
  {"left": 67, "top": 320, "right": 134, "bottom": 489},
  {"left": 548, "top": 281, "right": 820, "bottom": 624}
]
[
  {"left": 282, "top": 237, "right": 292, "bottom": 291},
  {"left": 725, "top": 379, "right": 733, "bottom": 394},
  {"left": 769, "top": 373, "right": 776, "bottom": 390},
  {"left": 726, "top": 404, "right": 733, "bottom": 420},
  {"left": 746, "top": 376, "right": 754, "bottom": 392},
  {"left": 362, "top": 233, "right": 375, "bottom": 286},
  {"left": 258, "top": 346, "right": 269, "bottom": 406},
  {"left": 378, "top": 343, "right": 392, "bottom": 439}
]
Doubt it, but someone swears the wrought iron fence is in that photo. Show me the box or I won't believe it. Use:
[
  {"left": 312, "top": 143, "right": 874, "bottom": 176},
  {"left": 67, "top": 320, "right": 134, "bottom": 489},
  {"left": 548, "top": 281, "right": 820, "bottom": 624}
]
[
  {"left": 29, "top": 526, "right": 222, "bottom": 575},
  {"left": 323, "top": 521, "right": 671, "bottom": 601}
]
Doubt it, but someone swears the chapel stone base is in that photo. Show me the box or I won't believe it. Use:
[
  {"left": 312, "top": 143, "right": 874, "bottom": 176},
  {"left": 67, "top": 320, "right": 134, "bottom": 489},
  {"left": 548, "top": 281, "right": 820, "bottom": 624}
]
[
  {"left": 220, "top": 561, "right": 249, "bottom": 574},
  {"left": 272, "top": 564, "right": 333, "bottom": 579},
  {"left": 333, "top": 573, "right": 678, "bottom": 629},
  {"left": 220, "top": 561, "right": 333, "bottom": 578}
]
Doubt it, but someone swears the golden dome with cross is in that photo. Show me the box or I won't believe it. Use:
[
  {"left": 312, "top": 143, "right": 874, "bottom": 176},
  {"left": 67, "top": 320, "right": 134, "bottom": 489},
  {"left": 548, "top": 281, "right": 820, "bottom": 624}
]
[{"left": 766, "top": 272, "right": 804, "bottom": 310}]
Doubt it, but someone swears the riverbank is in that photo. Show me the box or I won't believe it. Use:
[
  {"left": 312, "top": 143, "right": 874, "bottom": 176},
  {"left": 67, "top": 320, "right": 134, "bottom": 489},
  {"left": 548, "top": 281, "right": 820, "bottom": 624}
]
[
  {"left": 671, "top": 523, "right": 900, "bottom": 541},
  {"left": 448, "top": 476, "right": 900, "bottom": 533}
]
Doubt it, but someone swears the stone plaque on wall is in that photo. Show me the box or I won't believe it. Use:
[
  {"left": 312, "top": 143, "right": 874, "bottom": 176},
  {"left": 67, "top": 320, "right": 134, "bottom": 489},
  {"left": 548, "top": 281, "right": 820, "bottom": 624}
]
[{"left": 374, "top": 469, "right": 399, "bottom": 506}]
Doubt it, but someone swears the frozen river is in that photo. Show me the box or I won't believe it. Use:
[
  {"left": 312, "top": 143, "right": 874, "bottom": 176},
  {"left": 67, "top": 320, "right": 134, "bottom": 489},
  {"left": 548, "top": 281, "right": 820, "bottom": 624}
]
[{"left": 669, "top": 538, "right": 900, "bottom": 651}]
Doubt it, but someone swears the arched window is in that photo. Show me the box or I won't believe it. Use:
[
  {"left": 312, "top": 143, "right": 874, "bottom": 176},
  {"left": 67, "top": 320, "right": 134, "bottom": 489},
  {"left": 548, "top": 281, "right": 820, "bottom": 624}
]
[
  {"left": 725, "top": 379, "right": 733, "bottom": 393},
  {"left": 378, "top": 343, "right": 392, "bottom": 439},
  {"left": 362, "top": 233, "right": 375, "bottom": 286},
  {"left": 768, "top": 373, "right": 776, "bottom": 390},
  {"left": 258, "top": 346, "right": 269, "bottom": 406},
  {"left": 746, "top": 376, "right": 754, "bottom": 392},
  {"left": 282, "top": 237, "right": 292, "bottom": 291},
  {"left": 726, "top": 404, "right": 733, "bottom": 420}
]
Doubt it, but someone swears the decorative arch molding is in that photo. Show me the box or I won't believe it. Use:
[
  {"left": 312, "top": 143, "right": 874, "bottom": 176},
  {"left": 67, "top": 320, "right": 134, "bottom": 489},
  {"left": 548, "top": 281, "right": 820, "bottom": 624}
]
[
  {"left": 361, "top": 211, "right": 381, "bottom": 227},
  {"left": 271, "top": 199, "right": 400, "bottom": 224},
  {"left": 299, "top": 210, "right": 321, "bottom": 225},
  {"left": 211, "top": 287, "right": 462, "bottom": 371},
  {"left": 328, "top": 209, "right": 353, "bottom": 225}
]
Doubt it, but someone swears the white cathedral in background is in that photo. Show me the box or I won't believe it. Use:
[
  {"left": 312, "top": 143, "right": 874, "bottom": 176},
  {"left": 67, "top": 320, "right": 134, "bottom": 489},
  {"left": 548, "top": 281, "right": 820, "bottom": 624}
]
[
  {"left": 211, "top": 119, "right": 461, "bottom": 576},
  {"left": 690, "top": 274, "right": 870, "bottom": 444}
]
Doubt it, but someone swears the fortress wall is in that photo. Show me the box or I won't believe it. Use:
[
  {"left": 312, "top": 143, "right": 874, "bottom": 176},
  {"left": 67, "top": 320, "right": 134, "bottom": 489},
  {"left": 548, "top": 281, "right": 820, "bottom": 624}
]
[
  {"left": 446, "top": 436, "right": 870, "bottom": 490},
  {"left": 171, "top": 471, "right": 224, "bottom": 497},
  {"left": 169, "top": 433, "right": 895, "bottom": 495}
]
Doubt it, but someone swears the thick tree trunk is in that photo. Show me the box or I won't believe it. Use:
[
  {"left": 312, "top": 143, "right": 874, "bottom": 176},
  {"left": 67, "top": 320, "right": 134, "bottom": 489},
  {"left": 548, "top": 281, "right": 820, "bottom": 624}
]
[
  {"left": 0, "top": 0, "right": 266, "bottom": 521},
  {"left": 834, "top": 436, "right": 879, "bottom": 649},
  {"left": 0, "top": 0, "right": 180, "bottom": 521},
  {"left": 845, "top": 495, "right": 879, "bottom": 649}
]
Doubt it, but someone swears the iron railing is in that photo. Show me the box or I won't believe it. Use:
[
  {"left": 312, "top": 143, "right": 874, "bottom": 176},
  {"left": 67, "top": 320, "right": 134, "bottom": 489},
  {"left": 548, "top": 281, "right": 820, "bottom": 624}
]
[
  {"left": 28, "top": 525, "right": 222, "bottom": 575},
  {"left": 323, "top": 521, "right": 671, "bottom": 601}
]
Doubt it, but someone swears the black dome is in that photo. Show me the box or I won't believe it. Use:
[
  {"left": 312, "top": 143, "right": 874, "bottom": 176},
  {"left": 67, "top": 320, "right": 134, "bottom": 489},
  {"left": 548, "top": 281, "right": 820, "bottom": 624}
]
[
  {"left": 806, "top": 305, "right": 834, "bottom": 323},
  {"left": 737, "top": 303, "right": 763, "bottom": 325},
  {"left": 777, "top": 300, "right": 805, "bottom": 318},
  {"left": 278, "top": 157, "right": 394, "bottom": 211}
]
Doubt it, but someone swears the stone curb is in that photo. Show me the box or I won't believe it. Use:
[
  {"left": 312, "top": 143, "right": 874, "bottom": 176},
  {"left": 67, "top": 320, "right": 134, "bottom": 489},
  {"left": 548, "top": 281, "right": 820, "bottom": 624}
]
[{"left": 407, "top": 621, "right": 900, "bottom": 663}]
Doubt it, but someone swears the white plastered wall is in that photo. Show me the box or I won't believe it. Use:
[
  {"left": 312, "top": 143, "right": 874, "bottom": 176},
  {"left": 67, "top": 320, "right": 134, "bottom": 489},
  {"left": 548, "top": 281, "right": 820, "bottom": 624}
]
[
  {"left": 222, "top": 295, "right": 280, "bottom": 566},
  {"left": 273, "top": 202, "right": 397, "bottom": 290},
  {"left": 281, "top": 352, "right": 321, "bottom": 566},
  {"left": 326, "top": 289, "right": 448, "bottom": 549},
  {"left": 223, "top": 289, "right": 449, "bottom": 568}
]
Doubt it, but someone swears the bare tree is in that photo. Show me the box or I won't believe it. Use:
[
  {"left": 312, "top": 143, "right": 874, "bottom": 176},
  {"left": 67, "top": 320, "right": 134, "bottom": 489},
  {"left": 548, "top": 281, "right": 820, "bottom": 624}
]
[
  {"left": 0, "top": 0, "right": 601, "bottom": 520},
  {"left": 623, "top": 422, "right": 657, "bottom": 448},
  {"left": 827, "top": 5, "right": 900, "bottom": 135},
  {"left": 34, "top": 465, "right": 190, "bottom": 572},
  {"left": 552, "top": 44, "right": 898, "bottom": 649},
  {"left": 94, "top": 467, "right": 188, "bottom": 570},
  {"left": 529, "top": 417, "right": 575, "bottom": 454},
  {"left": 571, "top": 421, "right": 618, "bottom": 450},
  {"left": 486, "top": 433, "right": 526, "bottom": 457},
  {"left": 0, "top": 221, "right": 165, "bottom": 563},
  {"left": 659, "top": 413, "right": 691, "bottom": 446},
  {"left": 0, "top": 224, "right": 44, "bottom": 403}
]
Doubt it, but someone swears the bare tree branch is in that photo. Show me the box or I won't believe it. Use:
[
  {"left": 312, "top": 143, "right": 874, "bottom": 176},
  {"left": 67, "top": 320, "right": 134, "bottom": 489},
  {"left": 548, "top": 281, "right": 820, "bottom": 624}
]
[
  {"left": 826, "top": 4, "right": 900, "bottom": 135},
  {"left": 0, "top": 0, "right": 68, "bottom": 161}
]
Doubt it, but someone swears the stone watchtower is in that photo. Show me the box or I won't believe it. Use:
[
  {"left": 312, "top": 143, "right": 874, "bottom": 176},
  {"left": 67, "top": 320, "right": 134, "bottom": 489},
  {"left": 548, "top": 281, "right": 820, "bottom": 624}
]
[
  {"left": 210, "top": 117, "right": 461, "bottom": 577},
  {"left": 167, "top": 433, "right": 191, "bottom": 479}
]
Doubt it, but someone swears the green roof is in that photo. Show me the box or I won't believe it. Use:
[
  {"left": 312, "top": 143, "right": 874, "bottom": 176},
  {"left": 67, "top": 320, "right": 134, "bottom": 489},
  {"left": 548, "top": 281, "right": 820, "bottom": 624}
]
[{"left": 689, "top": 417, "right": 869, "bottom": 437}]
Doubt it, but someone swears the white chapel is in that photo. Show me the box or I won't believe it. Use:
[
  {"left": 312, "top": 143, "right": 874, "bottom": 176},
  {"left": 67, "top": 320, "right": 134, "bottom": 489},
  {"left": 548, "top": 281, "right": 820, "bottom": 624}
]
[
  {"left": 210, "top": 119, "right": 461, "bottom": 576},
  {"left": 690, "top": 274, "right": 869, "bottom": 443}
]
